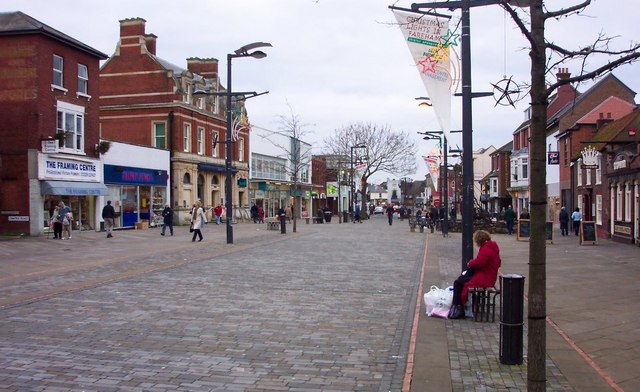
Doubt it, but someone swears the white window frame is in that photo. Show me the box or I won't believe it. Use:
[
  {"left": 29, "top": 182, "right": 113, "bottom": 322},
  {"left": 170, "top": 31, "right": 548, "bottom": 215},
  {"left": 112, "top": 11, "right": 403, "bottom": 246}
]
[
  {"left": 77, "top": 64, "right": 88, "bottom": 96},
  {"left": 596, "top": 194, "right": 602, "bottom": 225},
  {"left": 491, "top": 178, "right": 498, "bottom": 196},
  {"left": 595, "top": 159, "right": 602, "bottom": 185},
  {"left": 616, "top": 184, "right": 623, "bottom": 221},
  {"left": 184, "top": 84, "right": 191, "bottom": 104},
  {"left": 521, "top": 157, "right": 528, "bottom": 180},
  {"left": 56, "top": 101, "right": 84, "bottom": 153},
  {"left": 211, "top": 131, "right": 219, "bottom": 157},
  {"left": 625, "top": 183, "right": 631, "bottom": 222},
  {"left": 197, "top": 127, "right": 204, "bottom": 155},
  {"left": 577, "top": 159, "right": 583, "bottom": 186},
  {"left": 153, "top": 122, "right": 166, "bottom": 149},
  {"left": 183, "top": 123, "right": 191, "bottom": 152},
  {"left": 577, "top": 194, "right": 583, "bottom": 216},
  {"left": 53, "top": 54, "right": 63, "bottom": 87},
  {"left": 585, "top": 168, "right": 591, "bottom": 186}
]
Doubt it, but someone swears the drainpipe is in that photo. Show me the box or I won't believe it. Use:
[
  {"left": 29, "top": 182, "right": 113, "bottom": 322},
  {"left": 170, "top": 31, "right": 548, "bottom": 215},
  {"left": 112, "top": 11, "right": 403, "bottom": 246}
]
[{"left": 168, "top": 111, "right": 174, "bottom": 208}]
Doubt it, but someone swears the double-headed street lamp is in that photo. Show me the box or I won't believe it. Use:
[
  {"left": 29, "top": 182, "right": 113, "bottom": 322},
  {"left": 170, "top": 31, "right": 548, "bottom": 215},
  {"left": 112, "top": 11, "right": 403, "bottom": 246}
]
[
  {"left": 350, "top": 144, "right": 366, "bottom": 216},
  {"left": 195, "top": 42, "right": 271, "bottom": 244}
]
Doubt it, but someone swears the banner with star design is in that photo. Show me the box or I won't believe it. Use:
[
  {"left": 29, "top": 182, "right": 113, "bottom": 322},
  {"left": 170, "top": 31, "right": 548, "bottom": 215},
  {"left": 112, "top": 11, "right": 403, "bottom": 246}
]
[{"left": 392, "top": 10, "right": 454, "bottom": 139}]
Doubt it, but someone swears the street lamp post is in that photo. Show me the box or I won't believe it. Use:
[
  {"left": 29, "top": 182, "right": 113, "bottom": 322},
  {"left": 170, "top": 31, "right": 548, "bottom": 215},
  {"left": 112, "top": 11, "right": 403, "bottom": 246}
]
[
  {"left": 349, "top": 144, "right": 366, "bottom": 217},
  {"left": 195, "top": 42, "right": 271, "bottom": 244},
  {"left": 419, "top": 131, "right": 448, "bottom": 237}
]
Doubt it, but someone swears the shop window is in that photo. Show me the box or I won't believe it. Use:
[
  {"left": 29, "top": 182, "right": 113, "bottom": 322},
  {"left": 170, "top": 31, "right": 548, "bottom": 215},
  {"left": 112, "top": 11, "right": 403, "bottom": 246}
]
[
  {"left": 596, "top": 194, "right": 602, "bottom": 225},
  {"left": 183, "top": 172, "right": 191, "bottom": 184}
]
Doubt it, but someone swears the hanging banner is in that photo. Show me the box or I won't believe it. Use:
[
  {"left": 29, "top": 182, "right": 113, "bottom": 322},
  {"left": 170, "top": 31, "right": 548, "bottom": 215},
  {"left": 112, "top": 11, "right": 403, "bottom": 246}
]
[{"left": 392, "top": 10, "right": 454, "bottom": 139}]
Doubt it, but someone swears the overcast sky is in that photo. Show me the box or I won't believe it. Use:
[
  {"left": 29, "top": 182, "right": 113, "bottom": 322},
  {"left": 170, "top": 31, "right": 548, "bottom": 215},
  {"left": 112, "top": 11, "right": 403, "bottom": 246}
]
[{"left": 4, "top": 0, "right": 638, "bottom": 182}]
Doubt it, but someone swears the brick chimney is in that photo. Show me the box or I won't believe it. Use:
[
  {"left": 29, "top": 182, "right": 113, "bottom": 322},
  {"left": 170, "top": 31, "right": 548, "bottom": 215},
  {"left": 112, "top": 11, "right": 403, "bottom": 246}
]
[
  {"left": 144, "top": 34, "right": 157, "bottom": 55},
  {"left": 596, "top": 112, "right": 614, "bottom": 130},
  {"left": 556, "top": 67, "right": 577, "bottom": 102},
  {"left": 118, "top": 18, "right": 155, "bottom": 56},
  {"left": 186, "top": 57, "right": 219, "bottom": 80}
]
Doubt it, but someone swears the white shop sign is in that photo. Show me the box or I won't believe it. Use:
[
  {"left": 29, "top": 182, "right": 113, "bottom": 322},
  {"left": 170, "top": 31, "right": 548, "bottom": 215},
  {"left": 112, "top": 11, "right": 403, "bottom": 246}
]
[{"left": 37, "top": 153, "right": 103, "bottom": 182}]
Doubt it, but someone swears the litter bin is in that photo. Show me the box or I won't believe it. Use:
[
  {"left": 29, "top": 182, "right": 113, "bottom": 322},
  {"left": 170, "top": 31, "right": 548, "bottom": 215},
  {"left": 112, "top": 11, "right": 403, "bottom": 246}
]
[
  {"left": 280, "top": 213, "right": 286, "bottom": 234},
  {"left": 500, "top": 274, "right": 525, "bottom": 365},
  {"left": 343, "top": 210, "right": 349, "bottom": 223},
  {"left": 324, "top": 210, "right": 332, "bottom": 223}
]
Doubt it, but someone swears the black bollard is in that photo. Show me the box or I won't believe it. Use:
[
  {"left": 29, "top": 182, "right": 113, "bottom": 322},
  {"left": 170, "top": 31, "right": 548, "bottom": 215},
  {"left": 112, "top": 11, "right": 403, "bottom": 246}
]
[
  {"left": 499, "top": 274, "right": 525, "bottom": 365},
  {"left": 280, "top": 214, "right": 286, "bottom": 234}
]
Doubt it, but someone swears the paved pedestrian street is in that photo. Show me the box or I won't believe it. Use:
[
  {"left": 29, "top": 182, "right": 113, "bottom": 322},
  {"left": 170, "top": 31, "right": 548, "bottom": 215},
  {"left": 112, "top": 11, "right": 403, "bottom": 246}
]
[
  {"left": 0, "top": 220, "right": 422, "bottom": 391},
  {"left": 1, "top": 216, "right": 639, "bottom": 391}
]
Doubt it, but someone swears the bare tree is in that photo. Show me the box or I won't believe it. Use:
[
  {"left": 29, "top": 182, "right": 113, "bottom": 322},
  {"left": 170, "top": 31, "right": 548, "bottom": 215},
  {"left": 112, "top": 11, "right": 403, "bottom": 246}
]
[
  {"left": 498, "top": 1, "right": 640, "bottom": 390},
  {"left": 324, "top": 122, "right": 418, "bottom": 216},
  {"left": 254, "top": 107, "right": 313, "bottom": 233}
]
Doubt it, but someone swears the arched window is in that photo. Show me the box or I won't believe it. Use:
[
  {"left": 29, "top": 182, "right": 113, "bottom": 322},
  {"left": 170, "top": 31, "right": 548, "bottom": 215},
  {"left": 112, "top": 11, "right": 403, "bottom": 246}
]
[
  {"left": 183, "top": 172, "right": 191, "bottom": 184},
  {"left": 211, "top": 175, "right": 219, "bottom": 185}
]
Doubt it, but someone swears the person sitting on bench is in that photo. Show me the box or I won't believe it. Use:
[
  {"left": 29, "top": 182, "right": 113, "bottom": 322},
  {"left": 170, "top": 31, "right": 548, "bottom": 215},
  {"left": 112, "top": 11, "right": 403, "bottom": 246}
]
[{"left": 448, "top": 230, "right": 501, "bottom": 319}]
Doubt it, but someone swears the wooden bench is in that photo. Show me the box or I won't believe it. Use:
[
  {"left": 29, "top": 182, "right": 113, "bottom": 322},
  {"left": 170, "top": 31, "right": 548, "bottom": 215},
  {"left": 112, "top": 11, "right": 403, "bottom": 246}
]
[
  {"left": 265, "top": 218, "right": 279, "bottom": 231},
  {"left": 408, "top": 217, "right": 417, "bottom": 232},
  {"left": 469, "top": 287, "right": 501, "bottom": 322}
]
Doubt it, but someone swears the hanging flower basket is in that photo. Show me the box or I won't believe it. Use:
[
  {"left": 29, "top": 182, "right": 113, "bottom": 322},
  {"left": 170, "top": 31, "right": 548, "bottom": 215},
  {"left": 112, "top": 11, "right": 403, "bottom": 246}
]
[{"left": 95, "top": 141, "right": 111, "bottom": 155}]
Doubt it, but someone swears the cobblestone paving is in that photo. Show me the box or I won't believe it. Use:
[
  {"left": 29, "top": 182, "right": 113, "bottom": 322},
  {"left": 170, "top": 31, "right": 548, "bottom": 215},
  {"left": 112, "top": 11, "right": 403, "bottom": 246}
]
[{"left": 0, "top": 219, "right": 422, "bottom": 391}]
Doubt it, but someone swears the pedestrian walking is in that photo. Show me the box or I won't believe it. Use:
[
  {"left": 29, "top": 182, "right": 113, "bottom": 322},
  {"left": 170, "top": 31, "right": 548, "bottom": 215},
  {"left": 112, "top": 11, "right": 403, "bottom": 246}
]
[
  {"left": 251, "top": 204, "right": 259, "bottom": 223},
  {"left": 571, "top": 207, "right": 582, "bottom": 236},
  {"left": 504, "top": 205, "right": 516, "bottom": 235},
  {"left": 50, "top": 205, "right": 62, "bottom": 239},
  {"left": 559, "top": 206, "right": 569, "bottom": 236},
  {"left": 190, "top": 201, "right": 207, "bottom": 242},
  {"left": 161, "top": 204, "right": 174, "bottom": 236},
  {"left": 386, "top": 205, "right": 394, "bottom": 226},
  {"left": 58, "top": 202, "right": 72, "bottom": 240},
  {"left": 102, "top": 200, "right": 116, "bottom": 238},
  {"left": 354, "top": 205, "right": 362, "bottom": 223},
  {"left": 214, "top": 204, "right": 223, "bottom": 225}
]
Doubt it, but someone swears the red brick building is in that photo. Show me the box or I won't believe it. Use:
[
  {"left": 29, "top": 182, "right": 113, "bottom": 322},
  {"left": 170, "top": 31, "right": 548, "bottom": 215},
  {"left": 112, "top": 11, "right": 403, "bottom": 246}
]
[
  {"left": 100, "top": 18, "right": 251, "bottom": 224},
  {"left": 0, "top": 12, "right": 108, "bottom": 235},
  {"left": 555, "top": 74, "right": 636, "bottom": 217}
]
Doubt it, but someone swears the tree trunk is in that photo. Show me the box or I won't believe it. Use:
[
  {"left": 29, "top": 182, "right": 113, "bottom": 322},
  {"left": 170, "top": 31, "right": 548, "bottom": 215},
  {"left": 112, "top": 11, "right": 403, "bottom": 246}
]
[{"left": 527, "top": 1, "right": 547, "bottom": 391}]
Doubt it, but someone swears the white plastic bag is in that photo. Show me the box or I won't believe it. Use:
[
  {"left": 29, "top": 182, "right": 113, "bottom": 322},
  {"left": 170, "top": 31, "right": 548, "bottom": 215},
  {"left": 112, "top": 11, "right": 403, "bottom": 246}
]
[{"left": 423, "top": 285, "right": 454, "bottom": 318}]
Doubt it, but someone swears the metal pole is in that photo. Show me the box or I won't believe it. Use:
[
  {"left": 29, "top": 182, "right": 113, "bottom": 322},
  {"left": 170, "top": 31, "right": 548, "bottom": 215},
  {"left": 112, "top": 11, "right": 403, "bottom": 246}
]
[
  {"left": 443, "top": 136, "right": 449, "bottom": 237},
  {"left": 225, "top": 53, "right": 234, "bottom": 244},
  {"left": 460, "top": 0, "right": 474, "bottom": 269},
  {"left": 350, "top": 147, "right": 354, "bottom": 214}
]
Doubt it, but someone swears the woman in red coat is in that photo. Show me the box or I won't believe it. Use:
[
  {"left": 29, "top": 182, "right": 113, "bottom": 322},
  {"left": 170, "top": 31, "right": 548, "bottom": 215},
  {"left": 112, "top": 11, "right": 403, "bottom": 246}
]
[{"left": 449, "top": 230, "right": 501, "bottom": 319}]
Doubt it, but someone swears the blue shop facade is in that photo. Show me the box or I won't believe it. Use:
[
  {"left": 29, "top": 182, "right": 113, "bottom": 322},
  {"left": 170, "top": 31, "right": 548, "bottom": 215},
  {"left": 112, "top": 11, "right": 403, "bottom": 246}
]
[{"left": 101, "top": 141, "right": 170, "bottom": 229}]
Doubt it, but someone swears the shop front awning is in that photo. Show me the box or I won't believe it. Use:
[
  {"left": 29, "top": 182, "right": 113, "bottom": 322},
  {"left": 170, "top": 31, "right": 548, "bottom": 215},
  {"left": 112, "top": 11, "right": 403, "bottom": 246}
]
[{"left": 41, "top": 180, "right": 109, "bottom": 196}]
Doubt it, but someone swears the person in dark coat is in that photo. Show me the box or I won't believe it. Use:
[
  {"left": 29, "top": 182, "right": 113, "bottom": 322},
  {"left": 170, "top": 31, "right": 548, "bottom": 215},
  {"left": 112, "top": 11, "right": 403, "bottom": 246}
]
[
  {"left": 101, "top": 200, "right": 116, "bottom": 238},
  {"left": 559, "top": 206, "right": 569, "bottom": 236},
  {"left": 161, "top": 204, "right": 174, "bottom": 236},
  {"left": 386, "top": 205, "right": 394, "bottom": 226},
  {"left": 504, "top": 205, "right": 516, "bottom": 235},
  {"left": 449, "top": 230, "right": 502, "bottom": 319}
]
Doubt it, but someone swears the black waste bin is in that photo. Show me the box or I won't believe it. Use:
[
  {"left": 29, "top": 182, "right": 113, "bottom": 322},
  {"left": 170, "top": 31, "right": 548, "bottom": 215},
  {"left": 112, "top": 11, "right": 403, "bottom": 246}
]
[
  {"left": 324, "top": 211, "right": 332, "bottom": 223},
  {"left": 343, "top": 210, "right": 349, "bottom": 223},
  {"left": 280, "top": 213, "right": 286, "bottom": 234},
  {"left": 500, "top": 274, "right": 525, "bottom": 365}
]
